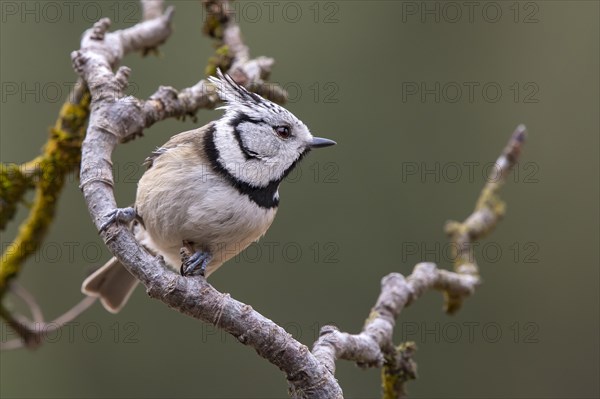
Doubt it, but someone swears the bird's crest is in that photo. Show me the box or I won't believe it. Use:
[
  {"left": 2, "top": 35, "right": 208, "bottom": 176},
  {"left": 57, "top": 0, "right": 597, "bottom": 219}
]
[{"left": 208, "top": 69, "right": 265, "bottom": 110}]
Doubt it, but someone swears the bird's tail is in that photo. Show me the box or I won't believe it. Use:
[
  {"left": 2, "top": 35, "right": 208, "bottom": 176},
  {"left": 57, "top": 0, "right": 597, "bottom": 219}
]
[{"left": 82, "top": 257, "right": 139, "bottom": 313}]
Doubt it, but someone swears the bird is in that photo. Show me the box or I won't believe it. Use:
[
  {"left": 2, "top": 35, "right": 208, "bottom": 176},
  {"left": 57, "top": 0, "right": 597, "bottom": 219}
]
[{"left": 82, "top": 69, "right": 336, "bottom": 313}]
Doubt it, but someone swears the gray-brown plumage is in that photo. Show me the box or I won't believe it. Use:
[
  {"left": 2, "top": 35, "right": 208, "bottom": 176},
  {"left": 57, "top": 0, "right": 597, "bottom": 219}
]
[{"left": 82, "top": 70, "right": 336, "bottom": 313}]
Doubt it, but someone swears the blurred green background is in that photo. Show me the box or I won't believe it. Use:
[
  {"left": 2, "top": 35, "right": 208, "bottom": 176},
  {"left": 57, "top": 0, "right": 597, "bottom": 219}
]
[{"left": 1, "top": 1, "right": 598, "bottom": 398}]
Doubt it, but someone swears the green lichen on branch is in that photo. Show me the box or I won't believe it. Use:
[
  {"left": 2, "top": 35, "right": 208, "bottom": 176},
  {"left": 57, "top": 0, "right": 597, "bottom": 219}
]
[
  {"left": 202, "top": 1, "right": 287, "bottom": 104},
  {"left": 202, "top": 0, "right": 229, "bottom": 40},
  {"left": 0, "top": 163, "right": 36, "bottom": 230},
  {"left": 205, "top": 44, "right": 233, "bottom": 77},
  {"left": 202, "top": 0, "right": 233, "bottom": 76},
  {"left": 364, "top": 309, "right": 380, "bottom": 328},
  {"left": 0, "top": 92, "right": 90, "bottom": 298},
  {"left": 381, "top": 342, "right": 418, "bottom": 399},
  {"left": 443, "top": 125, "right": 527, "bottom": 314}
]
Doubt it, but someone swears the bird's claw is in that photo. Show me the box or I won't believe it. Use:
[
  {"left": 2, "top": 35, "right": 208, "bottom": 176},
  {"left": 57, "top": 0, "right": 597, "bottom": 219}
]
[
  {"left": 180, "top": 250, "right": 212, "bottom": 277},
  {"left": 99, "top": 207, "right": 138, "bottom": 233}
]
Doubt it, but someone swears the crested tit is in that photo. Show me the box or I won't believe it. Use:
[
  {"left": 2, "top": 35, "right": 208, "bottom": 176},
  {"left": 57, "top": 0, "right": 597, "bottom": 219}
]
[{"left": 82, "top": 70, "right": 336, "bottom": 313}]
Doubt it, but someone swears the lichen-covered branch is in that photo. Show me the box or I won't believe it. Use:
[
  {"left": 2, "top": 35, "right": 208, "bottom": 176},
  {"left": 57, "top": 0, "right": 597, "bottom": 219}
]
[
  {"left": 311, "top": 126, "right": 526, "bottom": 398},
  {"left": 0, "top": 82, "right": 90, "bottom": 298},
  {"left": 71, "top": 0, "right": 526, "bottom": 395},
  {"left": 0, "top": 1, "right": 174, "bottom": 299},
  {"left": 70, "top": 2, "right": 343, "bottom": 398},
  {"left": 203, "top": 0, "right": 287, "bottom": 103},
  {"left": 2, "top": 0, "right": 526, "bottom": 397},
  {"left": 382, "top": 342, "right": 417, "bottom": 398},
  {"left": 443, "top": 124, "right": 527, "bottom": 313}
]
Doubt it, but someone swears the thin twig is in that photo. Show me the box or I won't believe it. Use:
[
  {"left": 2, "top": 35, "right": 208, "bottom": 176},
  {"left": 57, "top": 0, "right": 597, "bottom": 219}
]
[
  {"left": 311, "top": 126, "right": 526, "bottom": 398},
  {"left": 443, "top": 124, "right": 527, "bottom": 313},
  {"left": 10, "top": 282, "right": 44, "bottom": 323},
  {"left": 1, "top": 293, "right": 97, "bottom": 350}
]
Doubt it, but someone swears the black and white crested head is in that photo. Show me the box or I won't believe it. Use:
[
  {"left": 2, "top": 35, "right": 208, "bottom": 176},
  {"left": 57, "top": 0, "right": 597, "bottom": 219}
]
[
  {"left": 208, "top": 69, "right": 275, "bottom": 115},
  {"left": 205, "top": 69, "right": 335, "bottom": 208}
]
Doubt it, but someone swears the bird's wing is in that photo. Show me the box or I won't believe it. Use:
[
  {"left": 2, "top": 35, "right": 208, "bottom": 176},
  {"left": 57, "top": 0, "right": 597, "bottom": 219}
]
[{"left": 143, "top": 123, "right": 213, "bottom": 169}]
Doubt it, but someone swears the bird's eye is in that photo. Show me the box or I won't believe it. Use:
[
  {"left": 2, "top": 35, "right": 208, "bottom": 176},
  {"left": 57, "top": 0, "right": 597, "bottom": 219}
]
[{"left": 274, "top": 126, "right": 291, "bottom": 139}]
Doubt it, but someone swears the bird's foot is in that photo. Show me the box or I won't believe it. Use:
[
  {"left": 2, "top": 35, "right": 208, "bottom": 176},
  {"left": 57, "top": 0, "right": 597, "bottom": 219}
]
[
  {"left": 180, "top": 248, "right": 212, "bottom": 277},
  {"left": 99, "top": 207, "right": 140, "bottom": 233}
]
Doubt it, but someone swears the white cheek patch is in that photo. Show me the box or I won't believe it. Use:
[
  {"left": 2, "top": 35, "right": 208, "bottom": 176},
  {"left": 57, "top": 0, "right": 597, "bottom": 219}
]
[{"left": 213, "top": 118, "right": 293, "bottom": 186}]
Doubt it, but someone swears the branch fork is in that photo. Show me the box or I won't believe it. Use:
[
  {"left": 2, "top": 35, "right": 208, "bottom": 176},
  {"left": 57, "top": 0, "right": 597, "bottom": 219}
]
[{"left": 1, "top": 1, "right": 527, "bottom": 398}]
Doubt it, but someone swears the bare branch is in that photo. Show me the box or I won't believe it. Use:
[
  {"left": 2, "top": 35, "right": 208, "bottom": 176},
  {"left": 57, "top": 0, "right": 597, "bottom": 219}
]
[
  {"left": 65, "top": 0, "right": 527, "bottom": 397},
  {"left": 11, "top": 282, "right": 44, "bottom": 323},
  {"left": 444, "top": 124, "right": 527, "bottom": 313},
  {"left": 0, "top": 284, "right": 97, "bottom": 350},
  {"left": 311, "top": 263, "right": 480, "bottom": 374},
  {"left": 71, "top": 2, "right": 342, "bottom": 398},
  {"left": 311, "top": 127, "right": 526, "bottom": 397},
  {"left": 0, "top": 0, "right": 527, "bottom": 393},
  {"left": 141, "top": 0, "right": 164, "bottom": 21}
]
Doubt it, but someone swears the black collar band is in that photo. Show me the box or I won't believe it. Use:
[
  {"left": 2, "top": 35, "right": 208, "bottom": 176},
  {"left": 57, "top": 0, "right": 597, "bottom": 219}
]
[{"left": 203, "top": 124, "right": 280, "bottom": 209}]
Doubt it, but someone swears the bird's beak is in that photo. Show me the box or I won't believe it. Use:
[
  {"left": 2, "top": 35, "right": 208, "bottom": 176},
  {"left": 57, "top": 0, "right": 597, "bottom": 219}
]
[{"left": 310, "top": 137, "right": 337, "bottom": 148}]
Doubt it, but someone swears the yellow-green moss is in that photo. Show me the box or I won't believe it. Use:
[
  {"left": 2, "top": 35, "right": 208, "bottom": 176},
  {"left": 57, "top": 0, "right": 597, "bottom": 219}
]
[
  {"left": 364, "top": 309, "right": 380, "bottom": 328},
  {"left": 381, "top": 342, "right": 417, "bottom": 399},
  {"left": 205, "top": 44, "right": 233, "bottom": 77},
  {"left": 0, "top": 92, "right": 90, "bottom": 298},
  {"left": 0, "top": 164, "right": 34, "bottom": 230}
]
